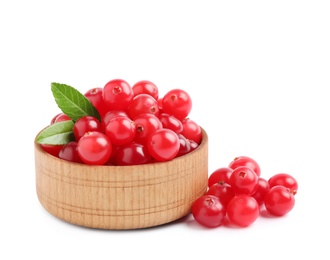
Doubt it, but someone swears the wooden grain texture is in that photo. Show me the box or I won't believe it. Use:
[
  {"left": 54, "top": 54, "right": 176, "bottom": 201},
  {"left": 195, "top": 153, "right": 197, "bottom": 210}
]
[{"left": 35, "top": 129, "right": 208, "bottom": 229}]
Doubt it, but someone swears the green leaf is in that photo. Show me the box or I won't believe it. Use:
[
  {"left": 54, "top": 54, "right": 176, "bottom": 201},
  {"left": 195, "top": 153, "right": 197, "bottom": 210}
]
[
  {"left": 51, "top": 82, "right": 101, "bottom": 122},
  {"left": 36, "top": 120, "right": 75, "bottom": 145}
]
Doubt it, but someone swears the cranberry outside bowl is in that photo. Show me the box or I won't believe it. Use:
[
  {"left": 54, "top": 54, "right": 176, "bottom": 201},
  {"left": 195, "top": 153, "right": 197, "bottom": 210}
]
[{"left": 34, "top": 128, "right": 208, "bottom": 230}]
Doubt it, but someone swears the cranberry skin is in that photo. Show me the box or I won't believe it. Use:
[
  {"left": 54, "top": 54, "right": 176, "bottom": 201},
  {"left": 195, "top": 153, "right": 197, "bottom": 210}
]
[
  {"left": 73, "top": 116, "right": 102, "bottom": 141},
  {"left": 84, "top": 87, "right": 108, "bottom": 117},
  {"left": 206, "top": 182, "right": 235, "bottom": 209},
  {"left": 134, "top": 113, "right": 163, "bottom": 145},
  {"left": 105, "top": 116, "right": 136, "bottom": 146},
  {"left": 132, "top": 80, "right": 159, "bottom": 100},
  {"left": 147, "top": 128, "right": 180, "bottom": 162},
  {"left": 268, "top": 173, "right": 298, "bottom": 195},
  {"left": 229, "top": 166, "right": 259, "bottom": 195},
  {"left": 227, "top": 195, "right": 259, "bottom": 227},
  {"left": 101, "top": 110, "right": 128, "bottom": 131},
  {"left": 162, "top": 89, "right": 192, "bottom": 120},
  {"left": 252, "top": 177, "right": 270, "bottom": 205},
  {"left": 115, "top": 143, "right": 152, "bottom": 165},
  {"left": 192, "top": 195, "right": 226, "bottom": 228},
  {"left": 181, "top": 118, "right": 202, "bottom": 144},
  {"left": 40, "top": 144, "right": 63, "bottom": 157},
  {"left": 228, "top": 156, "right": 261, "bottom": 177},
  {"left": 59, "top": 141, "right": 83, "bottom": 163},
  {"left": 103, "top": 79, "right": 133, "bottom": 110},
  {"left": 77, "top": 131, "right": 112, "bottom": 165},
  {"left": 158, "top": 113, "right": 183, "bottom": 133},
  {"left": 208, "top": 167, "right": 233, "bottom": 187},
  {"left": 176, "top": 134, "right": 191, "bottom": 157},
  {"left": 128, "top": 94, "right": 159, "bottom": 119},
  {"left": 157, "top": 97, "right": 163, "bottom": 112},
  {"left": 264, "top": 186, "right": 295, "bottom": 216},
  {"left": 50, "top": 113, "right": 71, "bottom": 124},
  {"left": 106, "top": 145, "right": 121, "bottom": 165},
  {"left": 189, "top": 139, "right": 198, "bottom": 151}
]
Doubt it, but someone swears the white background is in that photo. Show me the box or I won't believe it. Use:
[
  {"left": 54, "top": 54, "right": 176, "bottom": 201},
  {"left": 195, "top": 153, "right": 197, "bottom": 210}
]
[{"left": 1, "top": 0, "right": 329, "bottom": 259}]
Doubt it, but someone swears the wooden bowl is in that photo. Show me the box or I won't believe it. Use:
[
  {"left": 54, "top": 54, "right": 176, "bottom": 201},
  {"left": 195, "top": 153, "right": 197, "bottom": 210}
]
[{"left": 34, "top": 128, "right": 208, "bottom": 230}]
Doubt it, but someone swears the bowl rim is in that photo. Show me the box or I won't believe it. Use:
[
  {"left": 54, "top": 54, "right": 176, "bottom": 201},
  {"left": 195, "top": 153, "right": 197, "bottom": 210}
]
[{"left": 34, "top": 127, "right": 208, "bottom": 169}]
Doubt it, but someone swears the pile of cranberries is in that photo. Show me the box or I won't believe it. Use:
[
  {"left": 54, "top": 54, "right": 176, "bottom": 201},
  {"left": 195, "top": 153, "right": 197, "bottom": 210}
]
[
  {"left": 41, "top": 79, "right": 202, "bottom": 165},
  {"left": 192, "top": 156, "right": 298, "bottom": 228},
  {"left": 39, "top": 80, "right": 299, "bottom": 227}
]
